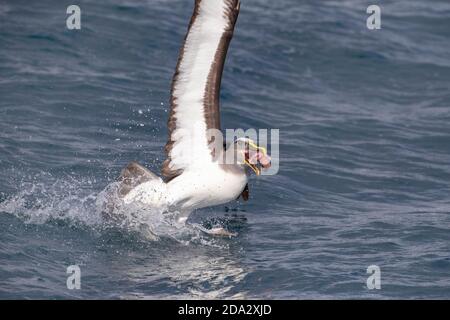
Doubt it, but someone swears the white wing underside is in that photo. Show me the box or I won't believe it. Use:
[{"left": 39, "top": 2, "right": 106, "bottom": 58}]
[{"left": 163, "top": 0, "right": 240, "bottom": 179}]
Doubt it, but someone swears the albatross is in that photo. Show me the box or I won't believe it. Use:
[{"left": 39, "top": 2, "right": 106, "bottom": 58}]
[{"left": 113, "top": 0, "right": 271, "bottom": 228}]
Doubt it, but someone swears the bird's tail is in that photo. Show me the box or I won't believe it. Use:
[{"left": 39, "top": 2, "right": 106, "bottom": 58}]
[
  {"left": 100, "top": 161, "right": 163, "bottom": 222},
  {"left": 117, "top": 161, "right": 161, "bottom": 198}
]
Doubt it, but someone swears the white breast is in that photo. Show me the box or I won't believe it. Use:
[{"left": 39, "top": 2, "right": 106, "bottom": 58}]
[{"left": 166, "top": 164, "right": 247, "bottom": 211}]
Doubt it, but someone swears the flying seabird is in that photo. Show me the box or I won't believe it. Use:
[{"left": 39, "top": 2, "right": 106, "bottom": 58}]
[{"left": 112, "top": 0, "right": 271, "bottom": 229}]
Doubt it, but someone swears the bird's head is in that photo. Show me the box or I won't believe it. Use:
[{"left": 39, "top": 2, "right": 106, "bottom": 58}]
[{"left": 234, "top": 137, "right": 271, "bottom": 175}]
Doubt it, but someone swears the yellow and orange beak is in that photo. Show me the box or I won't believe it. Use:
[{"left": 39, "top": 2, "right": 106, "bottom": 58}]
[{"left": 244, "top": 141, "right": 271, "bottom": 175}]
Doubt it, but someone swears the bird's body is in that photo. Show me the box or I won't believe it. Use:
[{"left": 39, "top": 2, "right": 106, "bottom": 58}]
[
  {"left": 166, "top": 164, "right": 247, "bottom": 211},
  {"left": 122, "top": 161, "right": 247, "bottom": 222},
  {"left": 105, "top": 0, "right": 271, "bottom": 229}
]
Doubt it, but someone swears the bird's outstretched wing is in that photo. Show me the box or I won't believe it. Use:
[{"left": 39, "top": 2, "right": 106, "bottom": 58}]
[{"left": 162, "top": 0, "right": 240, "bottom": 181}]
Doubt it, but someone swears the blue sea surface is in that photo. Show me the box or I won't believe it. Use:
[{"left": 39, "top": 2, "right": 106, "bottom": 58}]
[{"left": 1, "top": 0, "right": 450, "bottom": 299}]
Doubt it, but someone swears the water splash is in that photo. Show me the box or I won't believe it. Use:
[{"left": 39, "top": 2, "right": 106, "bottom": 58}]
[
  {"left": 0, "top": 175, "right": 101, "bottom": 226},
  {"left": 0, "top": 174, "right": 218, "bottom": 244},
  {"left": 96, "top": 181, "right": 200, "bottom": 242}
]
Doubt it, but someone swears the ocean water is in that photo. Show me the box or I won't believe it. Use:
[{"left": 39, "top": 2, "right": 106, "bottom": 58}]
[{"left": 1, "top": 0, "right": 450, "bottom": 299}]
